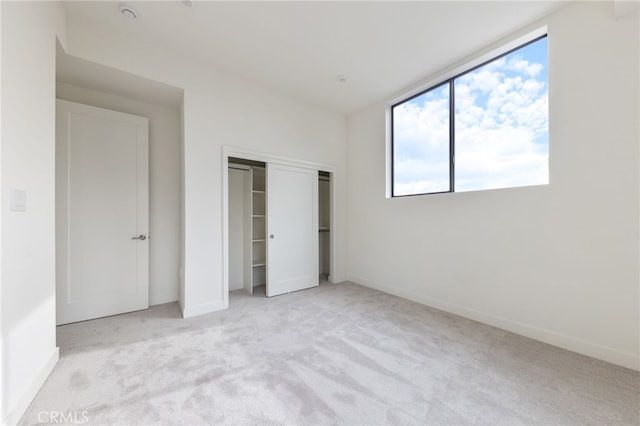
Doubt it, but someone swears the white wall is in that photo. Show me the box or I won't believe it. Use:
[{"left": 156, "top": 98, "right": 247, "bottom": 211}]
[
  {"left": 0, "top": 1, "right": 3, "bottom": 419},
  {"left": 63, "top": 8, "right": 348, "bottom": 318},
  {"left": 347, "top": 1, "right": 639, "bottom": 370},
  {"left": 0, "top": 1, "right": 66, "bottom": 424},
  {"left": 56, "top": 82, "right": 181, "bottom": 305}
]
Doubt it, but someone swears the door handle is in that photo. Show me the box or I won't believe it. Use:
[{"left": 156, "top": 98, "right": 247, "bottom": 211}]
[
  {"left": 269, "top": 234, "right": 275, "bottom": 239},
  {"left": 131, "top": 234, "right": 147, "bottom": 240}
]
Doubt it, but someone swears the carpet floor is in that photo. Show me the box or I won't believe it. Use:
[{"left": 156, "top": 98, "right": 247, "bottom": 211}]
[{"left": 18, "top": 282, "right": 640, "bottom": 425}]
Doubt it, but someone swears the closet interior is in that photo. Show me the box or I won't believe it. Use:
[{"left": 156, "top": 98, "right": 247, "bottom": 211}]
[
  {"left": 228, "top": 157, "right": 331, "bottom": 296},
  {"left": 318, "top": 171, "right": 331, "bottom": 282},
  {"left": 228, "top": 157, "right": 266, "bottom": 295}
]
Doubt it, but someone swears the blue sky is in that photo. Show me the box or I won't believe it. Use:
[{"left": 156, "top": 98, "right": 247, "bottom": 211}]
[{"left": 393, "top": 37, "right": 548, "bottom": 195}]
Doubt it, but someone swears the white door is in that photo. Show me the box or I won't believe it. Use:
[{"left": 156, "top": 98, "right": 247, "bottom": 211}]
[
  {"left": 266, "top": 163, "right": 318, "bottom": 297},
  {"left": 56, "top": 100, "right": 149, "bottom": 325}
]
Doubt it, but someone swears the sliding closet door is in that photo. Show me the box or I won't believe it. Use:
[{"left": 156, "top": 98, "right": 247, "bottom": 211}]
[{"left": 266, "top": 163, "right": 319, "bottom": 297}]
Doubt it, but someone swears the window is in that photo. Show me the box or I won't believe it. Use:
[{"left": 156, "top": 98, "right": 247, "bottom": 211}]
[{"left": 391, "top": 35, "right": 548, "bottom": 197}]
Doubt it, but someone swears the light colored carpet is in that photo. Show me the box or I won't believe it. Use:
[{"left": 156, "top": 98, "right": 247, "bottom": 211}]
[{"left": 18, "top": 282, "right": 640, "bottom": 425}]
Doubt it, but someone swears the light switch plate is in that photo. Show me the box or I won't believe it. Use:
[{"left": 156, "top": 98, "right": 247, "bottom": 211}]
[{"left": 11, "top": 188, "right": 26, "bottom": 212}]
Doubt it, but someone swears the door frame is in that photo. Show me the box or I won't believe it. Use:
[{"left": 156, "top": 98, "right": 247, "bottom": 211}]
[{"left": 222, "top": 146, "right": 337, "bottom": 304}]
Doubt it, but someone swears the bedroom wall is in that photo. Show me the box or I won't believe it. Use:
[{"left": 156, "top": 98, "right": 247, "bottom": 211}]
[
  {"left": 0, "top": 1, "right": 67, "bottom": 423},
  {"left": 63, "top": 7, "right": 348, "bottom": 317},
  {"left": 346, "top": 1, "right": 639, "bottom": 370}
]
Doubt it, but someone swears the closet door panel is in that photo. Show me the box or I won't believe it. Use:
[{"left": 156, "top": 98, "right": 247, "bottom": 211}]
[{"left": 266, "top": 163, "right": 318, "bottom": 297}]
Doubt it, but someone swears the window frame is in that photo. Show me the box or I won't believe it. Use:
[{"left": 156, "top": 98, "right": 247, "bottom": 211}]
[{"left": 390, "top": 32, "right": 548, "bottom": 198}]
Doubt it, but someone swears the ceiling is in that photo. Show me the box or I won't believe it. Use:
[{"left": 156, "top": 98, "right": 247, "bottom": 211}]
[{"left": 61, "top": 1, "right": 569, "bottom": 115}]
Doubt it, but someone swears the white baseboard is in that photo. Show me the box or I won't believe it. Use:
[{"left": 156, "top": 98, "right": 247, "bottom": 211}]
[
  {"left": 228, "top": 282, "right": 244, "bottom": 292},
  {"left": 349, "top": 275, "right": 640, "bottom": 372},
  {"left": 181, "top": 299, "right": 227, "bottom": 318},
  {"left": 149, "top": 292, "right": 179, "bottom": 306},
  {"left": 2, "top": 347, "right": 59, "bottom": 426},
  {"left": 177, "top": 298, "right": 185, "bottom": 317},
  {"left": 330, "top": 274, "right": 348, "bottom": 284}
]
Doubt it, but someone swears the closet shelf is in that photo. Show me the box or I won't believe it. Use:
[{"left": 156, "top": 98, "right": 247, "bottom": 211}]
[
  {"left": 252, "top": 190, "right": 265, "bottom": 194},
  {"left": 319, "top": 227, "right": 330, "bottom": 232},
  {"left": 252, "top": 214, "right": 265, "bottom": 218},
  {"left": 252, "top": 260, "right": 266, "bottom": 267},
  {"left": 252, "top": 239, "right": 266, "bottom": 243}
]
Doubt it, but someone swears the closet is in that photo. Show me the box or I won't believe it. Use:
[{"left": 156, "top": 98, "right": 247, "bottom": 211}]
[
  {"left": 228, "top": 157, "right": 330, "bottom": 297},
  {"left": 318, "top": 171, "right": 331, "bottom": 282},
  {"left": 228, "top": 158, "right": 267, "bottom": 294}
]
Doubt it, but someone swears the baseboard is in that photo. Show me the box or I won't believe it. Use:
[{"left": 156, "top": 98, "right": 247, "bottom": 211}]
[
  {"left": 149, "top": 292, "right": 179, "bottom": 306},
  {"left": 177, "top": 298, "right": 185, "bottom": 318},
  {"left": 2, "top": 347, "right": 59, "bottom": 426},
  {"left": 349, "top": 275, "right": 640, "bottom": 372},
  {"left": 228, "top": 284, "right": 244, "bottom": 292},
  {"left": 330, "top": 274, "right": 348, "bottom": 284},
  {"left": 181, "top": 299, "right": 227, "bottom": 318}
]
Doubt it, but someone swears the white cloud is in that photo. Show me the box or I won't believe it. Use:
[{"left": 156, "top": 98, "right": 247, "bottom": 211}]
[
  {"left": 393, "top": 86, "right": 451, "bottom": 195},
  {"left": 393, "top": 46, "right": 548, "bottom": 194},
  {"left": 394, "top": 97, "right": 449, "bottom": 150},
  {"left": 507, "top": 57, "right": 543, "bottom": 78},
  {"left": 455, "top": 57, "right": 549, "bottom": 191}
]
